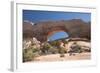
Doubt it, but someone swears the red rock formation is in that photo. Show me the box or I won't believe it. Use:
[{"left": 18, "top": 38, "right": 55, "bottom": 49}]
[{"left": 23, "top": 19, "right": 90, "bottom": 42}]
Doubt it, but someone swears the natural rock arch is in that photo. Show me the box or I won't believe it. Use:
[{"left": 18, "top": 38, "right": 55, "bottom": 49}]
[
  {"left": 47, "top": 30, "right": 69, "bottom": 41},
  {"left": 23, "top": 19, "right": 90, "bottom": 42}
]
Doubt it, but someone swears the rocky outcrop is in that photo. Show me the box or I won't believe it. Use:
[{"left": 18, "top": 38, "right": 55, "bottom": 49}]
[
  {"left": 23, "top": 19, "right": 90, "bottom": 42},
  {"left": 23, "top": 37, "right": 41, "bottom": 49}
]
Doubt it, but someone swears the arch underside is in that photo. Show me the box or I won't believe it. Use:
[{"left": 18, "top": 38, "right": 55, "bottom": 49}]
[{"left": 47, "top": 26, "right": 69, "bottom": 37}]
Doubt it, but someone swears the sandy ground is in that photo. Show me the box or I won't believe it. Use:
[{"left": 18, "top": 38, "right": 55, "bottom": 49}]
[{"left": 33, "top": 53, "right": 91, "bottom": 62}]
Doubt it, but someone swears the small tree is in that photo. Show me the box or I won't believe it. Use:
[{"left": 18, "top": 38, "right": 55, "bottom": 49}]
[
  {"left": 23, "top": 48, "right": 34, "bottom": 62},
  {"left": 23, "top": 46, "right": 41, "bottom": 62},
  {"left": 59, "top": 47, "right": 65, "bottom": 57},
  {"left": 41, "top": 42, "right": 52, "bottom": 54},
  {"left": 68, "top": 42, "right": 82, "bottom": 56}
]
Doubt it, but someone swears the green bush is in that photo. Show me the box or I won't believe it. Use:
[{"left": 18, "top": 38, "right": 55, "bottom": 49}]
[
  {"left": 50, "top": 41, "right": 60, "bottom": 47},
  {"left": 41, "top": 42, "right": 60, "bottom": 54},
  {"left": 59, "top": 47, "right": 67, "bottom": 58},
  {"left": 48, "top": 47, "right": 59, "bottom": 54},
  {"left": 59, "top": 47, "right": 67, "bottom": 54},
  {"left": 70, "top": 43, "right": 82, "bottom": 53},
  {"left": 23, "top": 48, "right": 34, "bottom": 62},
  {"left": 41, "top": 42, "right": 52, "bottom": 54},
  {"left": 23, "top": 47, "right": 41, "bottom": 62}
]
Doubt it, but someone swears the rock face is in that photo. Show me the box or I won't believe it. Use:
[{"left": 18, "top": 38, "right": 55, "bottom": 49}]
[
  {"left": 23, "top": 37, "right": 41, "bottom": 49},
  {"left": 23, "top": 19, "right": 90, "bottom": 42},
  {"left": 23, "top": 21, "right": 34, "bottom": 38}
]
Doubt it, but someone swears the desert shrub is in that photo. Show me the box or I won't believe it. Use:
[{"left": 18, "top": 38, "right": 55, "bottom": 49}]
[
  {"left": 32, "top": 47, "right": 41, "bottom": 56},
  {"left": 23, "top": 48, "right": 34, "bottom": 62},
  {"left": 81, "top": 46, "right": 91, "bottom": 52},
  {"left": 41, "top": 42, "right": 61, "bottom": 54},
  {"left": 69, "top": 42, "right": 82, "bottom": 53},
  {"left": 50, "top": 41, "right": 57, "bottom": 46},
  {"left": 59, "top": 47, "right": 66, "bottom": 57},
  {"left": 32, "top": 47, "right": 40, "bottom": 52},
  {"left": 63, "top": 40, "right": 68, "bottom": 44},
  {"left": 48, "top": 47, "right": 59, "bottom": 54},
  {"left": 23, "top": 47, "right": 41, "bottom": 62},
  {"left": 50, "top": 41, "right": 60, "bottom": 47},
  {"left": 59, "top": 47, "right": 67, "bottom": 54},
  {"left": 41, "top": 42, "right": 52, "bottom": 54}
]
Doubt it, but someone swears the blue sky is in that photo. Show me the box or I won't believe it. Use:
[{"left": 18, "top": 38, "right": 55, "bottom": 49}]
[
  {"left": 23, "top": 10, "right": 91, "bottom": 41},
  {"left": 48, "top": 31, "right": 69, "bottom": 41},
  {"left": 23, "top": 10, "right": 91, "bottom": 23}
]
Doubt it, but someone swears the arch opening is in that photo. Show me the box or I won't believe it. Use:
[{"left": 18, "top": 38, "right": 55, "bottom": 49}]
[{"left": 47, "top": 31, "right": 69, "bottom": 41}]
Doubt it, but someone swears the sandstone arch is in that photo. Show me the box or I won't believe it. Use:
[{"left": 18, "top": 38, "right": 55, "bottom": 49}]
[{"left": 23, "top": 19, "right": 90, "bottom": 42}]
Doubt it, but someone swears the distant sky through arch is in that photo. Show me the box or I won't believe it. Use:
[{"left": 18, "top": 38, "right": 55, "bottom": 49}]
[{"left": 48, "top": 31, "right": 69, "bottom": 41}]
